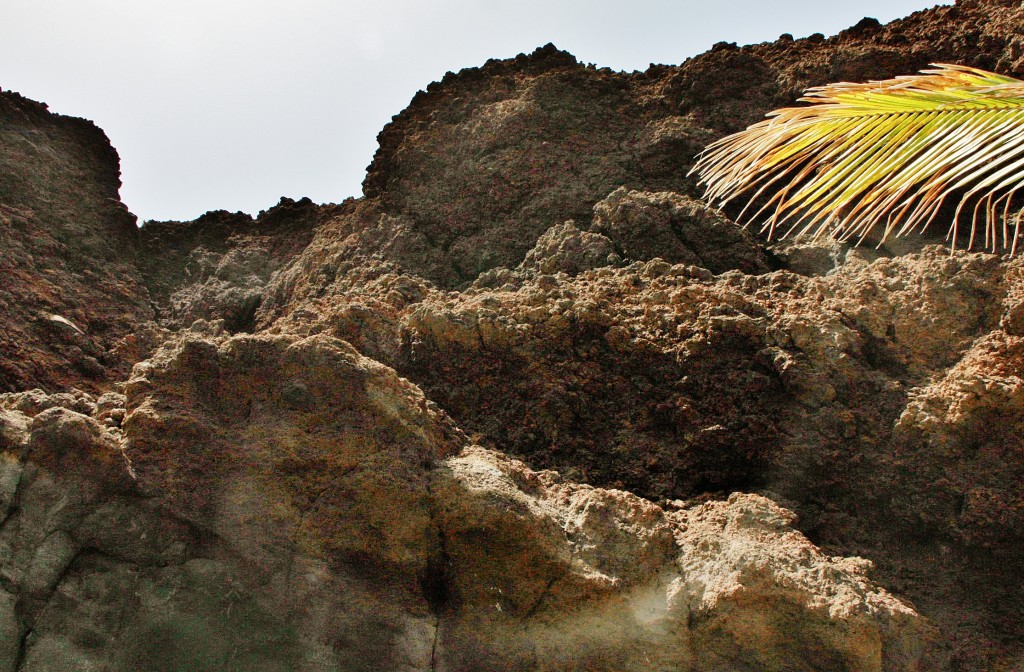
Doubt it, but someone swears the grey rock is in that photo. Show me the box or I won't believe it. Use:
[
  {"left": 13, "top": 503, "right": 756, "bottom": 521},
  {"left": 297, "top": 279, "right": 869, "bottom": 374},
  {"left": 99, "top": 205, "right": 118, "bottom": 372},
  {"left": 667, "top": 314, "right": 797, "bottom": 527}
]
[
  {"left": 0, "top": 588, "right": 20, "bottom": 672},
  {"left": 521, "top": 221, "right": 618, "bottom": 275},
  {"left": 591, "top": 187, "right": 771, "bottom": 274}
]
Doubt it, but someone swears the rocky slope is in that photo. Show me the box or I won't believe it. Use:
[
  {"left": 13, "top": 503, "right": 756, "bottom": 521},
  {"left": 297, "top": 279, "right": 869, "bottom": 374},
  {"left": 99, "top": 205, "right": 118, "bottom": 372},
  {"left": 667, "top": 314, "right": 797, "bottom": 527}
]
[{"left": 3, "top": 0, "right": 1024, "bottom": 669}]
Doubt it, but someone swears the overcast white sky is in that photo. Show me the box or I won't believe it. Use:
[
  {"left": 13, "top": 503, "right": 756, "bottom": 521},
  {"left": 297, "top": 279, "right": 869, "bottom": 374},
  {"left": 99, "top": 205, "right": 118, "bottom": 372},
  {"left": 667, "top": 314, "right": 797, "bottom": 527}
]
[{"left": 1, "top": 0, "right": 946, "bottom": 222}]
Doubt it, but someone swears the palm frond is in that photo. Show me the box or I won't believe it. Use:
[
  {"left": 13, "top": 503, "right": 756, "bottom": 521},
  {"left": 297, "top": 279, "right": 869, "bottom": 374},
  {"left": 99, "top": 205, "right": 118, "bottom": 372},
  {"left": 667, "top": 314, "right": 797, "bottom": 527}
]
[{"left": 691, "top": 64, "right": 1024, "bottom": 253}]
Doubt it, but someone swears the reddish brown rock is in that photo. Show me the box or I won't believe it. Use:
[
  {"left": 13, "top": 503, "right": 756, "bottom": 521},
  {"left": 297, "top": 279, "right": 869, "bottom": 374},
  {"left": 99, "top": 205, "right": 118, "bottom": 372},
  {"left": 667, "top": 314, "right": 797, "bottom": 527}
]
[
  {"left": 0, "top": 91, "right": 152, "bottom": 392},
  {"left": 1, "top": 340, "right": 930, "bottom": 671},
  {"left": 260, "top": 232, "right": 1023, "bottom": 669},
  {"left": 351, "top": 1, "right": 1024, "bottom": 287}
]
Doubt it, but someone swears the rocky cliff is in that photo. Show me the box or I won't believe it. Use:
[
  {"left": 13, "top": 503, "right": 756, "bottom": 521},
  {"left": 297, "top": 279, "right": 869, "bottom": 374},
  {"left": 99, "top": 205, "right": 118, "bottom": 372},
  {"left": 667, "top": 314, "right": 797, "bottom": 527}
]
[{"left": 3, "top": 0, "right": 1024, "bottom": 669}]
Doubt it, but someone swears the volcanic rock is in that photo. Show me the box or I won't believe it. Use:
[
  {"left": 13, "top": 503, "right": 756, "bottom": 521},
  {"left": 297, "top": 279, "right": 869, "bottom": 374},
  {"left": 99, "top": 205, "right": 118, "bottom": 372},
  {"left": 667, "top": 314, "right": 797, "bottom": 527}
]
[
  {"left": 0, "top": 91, "right": 152, "bottom": 392},
  {"left": 4, "top": 0, "right": 1024, "bottom": 669},
  {"left": 0, "top": 336, "right": 932, "bottom": 671}
]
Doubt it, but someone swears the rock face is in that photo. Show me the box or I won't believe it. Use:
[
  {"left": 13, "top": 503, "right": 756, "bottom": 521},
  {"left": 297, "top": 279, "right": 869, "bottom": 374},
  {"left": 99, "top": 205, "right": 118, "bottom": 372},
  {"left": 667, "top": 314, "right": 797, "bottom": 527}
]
[
  {"left": 355, "top": 0, "right": 1024, "bottom": 287},
  {"left": 0, "top": 355, "right": 930, "bottom": 672},
  {"left": 0, "top": 334, "right": 931, "bottom": 671},
  {"left": 0, "top": 91, "right": 152, "bottom": 393},
  {"left": 4, "top": 0, "right": 1024, "bottom": 669},
  {"left": 136, "top": 197, "right": 327, "bottom": 333},
  {"left": 433, "top": 448, "right": 931, "bottom": 672}
]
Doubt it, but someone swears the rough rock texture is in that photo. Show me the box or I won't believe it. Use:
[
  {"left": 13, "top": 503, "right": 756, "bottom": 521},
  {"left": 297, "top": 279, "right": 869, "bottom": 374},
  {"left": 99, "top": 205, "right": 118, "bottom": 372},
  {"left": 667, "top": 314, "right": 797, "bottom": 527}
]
[
  {"left": 0, "top": 90, "right": 152, "bottom": 393},
  {"left": 433, "top": 447, "right": 933, "bottom": 672},
  {"left": 0, "top": 338, "right": 450, "bottom": 672},
  {"left": 5, "top": 0, "right": 1024, "bottom": 669},
  {"left": 0, "top": 338, "right": 929, "bottom": 671},
  {"left": 137, "top": 196, "right": 326, "bottom": 333},
  {"left": 354, "top": 0, "right": 1024, "bottom": 287}
]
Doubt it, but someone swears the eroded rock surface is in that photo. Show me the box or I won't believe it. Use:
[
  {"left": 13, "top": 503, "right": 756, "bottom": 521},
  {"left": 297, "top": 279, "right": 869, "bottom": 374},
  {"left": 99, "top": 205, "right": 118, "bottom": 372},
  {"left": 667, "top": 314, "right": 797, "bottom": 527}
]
[
  {"left": 0, "top": 339, "right": 931, "bottom": 671},
  {"left": 0, "top": 91, "right": 152, "bottom": 392},
  {"left": 4, "top": 0, "right": 1024, "bottom": 669},
  {"left": 433, "top": 447, "right": 933, "bottom": 672},
  {"left": 137, "top": 197, "right": 327, "bottom": 333}
]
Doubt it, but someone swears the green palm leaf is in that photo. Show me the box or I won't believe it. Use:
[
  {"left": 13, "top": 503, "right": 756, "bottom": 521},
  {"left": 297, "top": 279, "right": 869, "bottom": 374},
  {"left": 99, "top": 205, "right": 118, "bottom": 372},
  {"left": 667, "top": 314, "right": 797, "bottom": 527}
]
[{"left": 691, "top": 64, "right": 1024, "bottom": 253}]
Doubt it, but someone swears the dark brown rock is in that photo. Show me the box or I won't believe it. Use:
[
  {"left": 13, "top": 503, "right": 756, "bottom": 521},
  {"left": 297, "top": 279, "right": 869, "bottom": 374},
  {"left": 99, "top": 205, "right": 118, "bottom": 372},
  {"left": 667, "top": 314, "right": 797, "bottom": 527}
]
[{"left": 590, "top": 187, "right": 771, "bottom": 273}]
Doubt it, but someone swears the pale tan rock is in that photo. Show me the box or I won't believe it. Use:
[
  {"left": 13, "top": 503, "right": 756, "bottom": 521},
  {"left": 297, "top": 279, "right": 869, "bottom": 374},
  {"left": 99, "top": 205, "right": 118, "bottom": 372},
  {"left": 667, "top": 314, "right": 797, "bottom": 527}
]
[
  {"left": 671, "top": 493, "right": 926, "bottom": 672},
  {"left": 432, "top": 447, "right": 929, "bottom": 671},
  {"left": 122, "top": 332, "right": 465, "bottom": 574}
]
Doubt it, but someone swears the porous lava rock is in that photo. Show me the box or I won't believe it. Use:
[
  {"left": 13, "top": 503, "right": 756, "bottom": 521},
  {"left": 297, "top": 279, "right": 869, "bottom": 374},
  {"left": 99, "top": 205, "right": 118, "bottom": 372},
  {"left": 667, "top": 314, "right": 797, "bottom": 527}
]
[
  {"left": 137, "top": 196, "right": 327, "bottom": 332},
  {"left": 353, "top": 0, "right": 1024, "bottom": 287},
  {"left": 5, "top": 0, "right": 1024, "bottom": 669}
]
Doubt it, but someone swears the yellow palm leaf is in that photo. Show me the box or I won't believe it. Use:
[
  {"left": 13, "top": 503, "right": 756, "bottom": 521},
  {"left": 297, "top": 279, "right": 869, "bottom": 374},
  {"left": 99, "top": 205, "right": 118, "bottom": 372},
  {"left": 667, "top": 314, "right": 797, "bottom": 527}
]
[{"left": 691, "top": 64, "right": 1024, "bottom": 253}]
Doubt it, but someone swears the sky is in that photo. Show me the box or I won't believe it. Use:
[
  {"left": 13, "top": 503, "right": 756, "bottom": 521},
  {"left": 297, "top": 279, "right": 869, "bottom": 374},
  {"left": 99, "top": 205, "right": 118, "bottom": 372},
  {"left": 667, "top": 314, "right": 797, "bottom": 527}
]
[{"left": 1, "top": 0, "right": 947, "bottom": 223}]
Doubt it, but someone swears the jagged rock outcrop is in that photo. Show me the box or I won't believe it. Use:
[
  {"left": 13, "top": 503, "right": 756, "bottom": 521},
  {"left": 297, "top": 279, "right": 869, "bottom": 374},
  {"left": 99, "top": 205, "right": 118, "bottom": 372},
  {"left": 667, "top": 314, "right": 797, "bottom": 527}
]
[
  {"left": 0, "top": 334, "right": 932, "bottom": 671},
  {"left": 350, "top": 0, "right": 1024, "bottom": 287},
  {"left": 4, "top": 0, "right": 1024, "bottom": 669},
  {"left": 137, "top": 197, "right": 327, "bottom": 333},
  {"left": 0, "top": 90, "right": 152, "bottom": 393}
]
